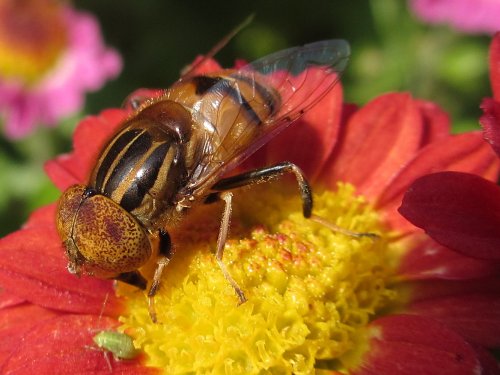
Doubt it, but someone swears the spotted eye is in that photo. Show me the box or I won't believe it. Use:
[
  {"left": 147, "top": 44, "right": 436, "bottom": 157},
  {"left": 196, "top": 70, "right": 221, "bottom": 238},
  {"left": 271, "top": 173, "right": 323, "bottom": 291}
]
[{"left": 56, "top": 185, "right": 152, "bottom": 277}]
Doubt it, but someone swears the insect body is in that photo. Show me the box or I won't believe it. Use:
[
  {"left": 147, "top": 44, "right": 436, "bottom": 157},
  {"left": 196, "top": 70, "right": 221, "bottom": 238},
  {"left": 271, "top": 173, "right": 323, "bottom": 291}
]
[
  {"left": 56, "top": 40, "right": 351, "bottom": 322},
  {"left": 93, "top": 330, "right": 139, "bottom": 360}
]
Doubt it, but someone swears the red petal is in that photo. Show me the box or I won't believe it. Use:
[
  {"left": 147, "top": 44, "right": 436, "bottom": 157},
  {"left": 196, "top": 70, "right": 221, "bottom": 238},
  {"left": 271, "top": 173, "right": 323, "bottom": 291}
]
[
  {"left": 0, "top": 290, "right": 25, "bottom": 309},
  {"left": 398, "top": 236, "right": 500, "bottom": 281},
  {"left": 1, "top": 314, "right": 156, "bottom": 374},
  {"left": 44, "top": 154, "right": 81, "bottom": 190},
  {"left": 0, "top": 204, "right": 122, "bottom": 315},
  {"left": 23, "top": 202, "right": 56, "bottom": 228},
  {"left": 410, "top": 278, "right": 500, "bottom": 302},
  {"left": 379, "top": 132, "right": 499, "bottom": 232},
  {"left": 0, "top": 303, "right": 59, "bottom": 330},
  {"left": 472, "top": 345, "right": 500, "bottom": 375},
  {"left": 340, "top": 102, "right": 358, "bottom": 125},
  {"left": 480, "top": 97, "right": 500, "bottom": 158},
  {"left": 321, "top": 93, "right": 424, "bottom": 199},
  {"left": 45, "top": 109, "right": 128, "bottom": 190},
  {"left": 186, "top": 55, "right": 222, "bottom": 75},
  {"left": 351, "top": 314, "right": 481, "bottom": 375},
  {"left": 489, "top": 33, "right": 500, "bottom": 101},
  {"left": 0, "top": 303, "right": 60, "bottom": 364},
  {"left": 233, "top": 59, "right": 248, "bottom": 69},
  {"left": 399, "top": 171, "right": 500, "bottom": 260},
  {"left": 408, "top": 294, "right": 500, "bottom": 348},
  {"left": 256, "top": 82, "right": 343, "bottom": 181},
  {"left": 417, "top": 100, "right": 451, "bottom": 146}
]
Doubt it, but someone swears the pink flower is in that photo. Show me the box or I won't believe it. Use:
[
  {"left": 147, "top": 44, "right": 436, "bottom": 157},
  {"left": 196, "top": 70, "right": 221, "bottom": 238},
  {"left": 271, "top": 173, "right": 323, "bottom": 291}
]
[
  {"left": 409, "top": 0, "right": 500, "bottom": 34},
  {"left": 0, "top": 0, "right": 122, "bottom": 138}
]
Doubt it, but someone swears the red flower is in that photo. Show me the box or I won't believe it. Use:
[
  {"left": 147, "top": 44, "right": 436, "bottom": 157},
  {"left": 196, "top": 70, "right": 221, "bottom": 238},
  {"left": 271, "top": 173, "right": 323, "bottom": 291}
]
[
  {"left": 1, "top": 53, "right": 499, "bottom": 374},
  {"left": 400, "top": 33, "right": 500, "bottom": 261}
]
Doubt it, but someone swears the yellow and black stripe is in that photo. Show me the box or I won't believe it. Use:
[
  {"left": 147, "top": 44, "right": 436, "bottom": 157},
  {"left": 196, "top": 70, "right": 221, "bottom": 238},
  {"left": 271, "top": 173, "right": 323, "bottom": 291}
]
[
  {"left": 89, "top": 104, "right": 189, "bottom": 225},
  {"left": 88, "top": 72, "right": 280, "bottom": 227}
]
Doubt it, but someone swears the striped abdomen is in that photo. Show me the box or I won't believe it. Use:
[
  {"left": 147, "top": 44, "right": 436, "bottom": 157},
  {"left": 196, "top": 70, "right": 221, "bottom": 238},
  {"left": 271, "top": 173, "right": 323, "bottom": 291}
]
[{"left": 89, "top": 101, "right": 190, "bottom": 227}]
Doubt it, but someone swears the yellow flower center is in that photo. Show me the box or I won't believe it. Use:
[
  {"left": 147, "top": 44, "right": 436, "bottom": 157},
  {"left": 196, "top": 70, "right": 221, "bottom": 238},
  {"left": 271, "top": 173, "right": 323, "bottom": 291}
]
[
  {"left": 0, "top": 0, "right": 67, "bottom": 85},
  {"left": 118, "top": 182, "right": 401, "bottom": 374}
]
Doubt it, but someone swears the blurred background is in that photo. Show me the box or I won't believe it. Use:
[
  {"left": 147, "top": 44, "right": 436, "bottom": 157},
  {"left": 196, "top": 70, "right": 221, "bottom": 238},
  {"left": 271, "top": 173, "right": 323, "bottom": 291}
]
[{"left": 0, "top": 0, "right": 493, "bottom": 236}]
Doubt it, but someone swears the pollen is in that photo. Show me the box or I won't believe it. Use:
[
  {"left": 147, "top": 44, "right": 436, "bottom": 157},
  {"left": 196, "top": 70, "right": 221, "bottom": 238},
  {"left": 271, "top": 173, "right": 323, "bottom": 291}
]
[
  {"left": 0, "top": 0, "right": 67, "bottom": 85},
  {"left": 117, "top": 182, "right": 401, "bottom": 374}
]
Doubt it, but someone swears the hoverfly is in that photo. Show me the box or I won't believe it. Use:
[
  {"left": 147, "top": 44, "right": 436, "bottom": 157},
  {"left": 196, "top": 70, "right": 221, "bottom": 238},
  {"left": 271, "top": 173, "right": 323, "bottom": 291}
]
[{"left": 56, "top": 39, "right": 353, "bottom": 322}]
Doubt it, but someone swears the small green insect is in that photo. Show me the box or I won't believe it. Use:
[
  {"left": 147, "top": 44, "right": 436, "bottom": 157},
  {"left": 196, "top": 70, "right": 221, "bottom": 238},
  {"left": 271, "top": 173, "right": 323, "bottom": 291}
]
[{"left": 93, "top": 330, "right": 139, "bottom": 360}]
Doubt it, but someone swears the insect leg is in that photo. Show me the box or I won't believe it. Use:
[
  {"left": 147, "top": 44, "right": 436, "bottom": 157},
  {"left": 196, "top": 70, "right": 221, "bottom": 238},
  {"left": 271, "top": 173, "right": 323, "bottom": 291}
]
[
  {"left": 147, "top": 229, "right": 173, "bottom": 323},
  {"left": 211, "top": 161, "right": 313, "bottom": 217},
  {"left": 115, "top": 271, "right": 147, "bottom": 290},
  {"left": 212, "top": 161, "right": 377, "bottom": 239},
  {"left": 206, "top": 191, "right": 248, "bottom": 304}
]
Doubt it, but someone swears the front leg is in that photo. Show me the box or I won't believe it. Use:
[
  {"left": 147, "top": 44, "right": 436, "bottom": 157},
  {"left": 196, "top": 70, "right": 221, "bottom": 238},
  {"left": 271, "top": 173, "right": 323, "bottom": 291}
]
[{"left": 147, "top": 229, "right": 173, "bottom": 323}]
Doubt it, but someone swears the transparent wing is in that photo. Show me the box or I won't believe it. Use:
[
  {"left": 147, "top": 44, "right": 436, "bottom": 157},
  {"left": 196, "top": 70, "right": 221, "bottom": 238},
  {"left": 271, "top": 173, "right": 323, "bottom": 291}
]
[
  {"left": 245, "top": 39, "right": 349, "bottom": 123},
  {"left": 183, "top": 40, "right": 350, "bottom": 196}
]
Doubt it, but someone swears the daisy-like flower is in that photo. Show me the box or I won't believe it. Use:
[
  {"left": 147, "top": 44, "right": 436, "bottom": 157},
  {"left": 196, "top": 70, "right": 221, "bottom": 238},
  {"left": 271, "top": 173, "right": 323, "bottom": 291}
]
[
  {"left": 1, "top": 55, "right": 500, "bottom": 374},
  {"left": 400, "top": 33, "right": 500, "bottom": 262},
  {"left": 409, "top": 0, "right": 500, "bottom": 35},
  {"left": 0, "top": 0, "right": 122, "bottom": 139}
]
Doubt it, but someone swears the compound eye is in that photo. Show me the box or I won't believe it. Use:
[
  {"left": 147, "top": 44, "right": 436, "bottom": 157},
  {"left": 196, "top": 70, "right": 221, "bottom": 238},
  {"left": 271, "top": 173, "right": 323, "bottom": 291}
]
[
  {"left": 57, "top": 185, "right": 86, "bottom": 242},
  {"left": 73, "top": 194, "right": 152, "bottom": 274}
]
